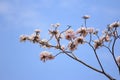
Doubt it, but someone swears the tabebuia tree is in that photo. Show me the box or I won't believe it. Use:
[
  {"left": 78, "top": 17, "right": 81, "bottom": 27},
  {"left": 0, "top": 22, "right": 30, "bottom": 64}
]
[{"left": 20, "top": 15, "right": 120, "bottom": 80}]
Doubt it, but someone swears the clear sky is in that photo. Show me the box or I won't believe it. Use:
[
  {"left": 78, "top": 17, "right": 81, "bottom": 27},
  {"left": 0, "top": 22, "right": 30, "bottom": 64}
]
[{"left": 0, "top": 0, "right": 120, "bottom": 80}]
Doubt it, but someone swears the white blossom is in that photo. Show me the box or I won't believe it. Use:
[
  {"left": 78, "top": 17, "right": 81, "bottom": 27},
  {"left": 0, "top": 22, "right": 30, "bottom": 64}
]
[
  {"left": 109, "top": 21, "right": 120, "bottom": 29},
  {"left": 40, "top": 51, "right": 54, "bottom": 62},
  {"left": 94, "top": 39, "right": 103, "bottom": 49},
  {"left": 40, "top": 39, "right": 51, "bottom": 48},
  {"left": 76, "top": 27, "right": 88, "bottom": 37},
  {"left": 87, "top": 27, "right": 94, "bottom": 34},
  {"left": 35, "top": 29, "right": 40, "bottom": 33},
  {"left": 51, "top": 23, "right": 60, "bottom": 27},
  {"left": 20, "top": 35, "right": 27, "bottom": 42},
  {"left": 28, "top": 33, "right": 40, "bottom": 43},
  {"left": 68, "top": 42, "right": 77, "bottom": 51},
  {"left": 104, "top": 35, "right": 110, "bottom": 42},
  {"left": 49, "top": 30, "right": 59, "bottom": 35},
  {"left": 74, "top": 36, "right": 84, "bottom": 45},
  {"left": 65, "top": 29, "right": 76, "bottom": 40},
  {"left": 82, "top": 15, "right": 90, "bottom": 19}
]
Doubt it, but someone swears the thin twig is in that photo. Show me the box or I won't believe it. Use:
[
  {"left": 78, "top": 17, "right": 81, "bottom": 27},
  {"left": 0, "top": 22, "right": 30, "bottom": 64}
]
[
  {"left": 62, "top": 50, "right": 115, "bottom": 80},
  {"left": 62, "top": 50, "right": 103, "bottom": 73},
  {"left": 60, "top": 25, "right": 71, "bottom": 35},
  {"left": 112, "top": 37, "right": 120, "bottom": 74},
  {"left": 88, "top": 42, "right": 105, "bottom": 72},
  {"left": 84, "top": 19, "right": 87, "bottom": 28},
  {"left": 54, "top": 52, "right": 63, "bottom": 57}
]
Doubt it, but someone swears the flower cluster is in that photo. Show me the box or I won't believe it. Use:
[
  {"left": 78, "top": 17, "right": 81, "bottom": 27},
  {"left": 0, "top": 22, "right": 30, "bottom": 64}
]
[
  {"left": 20, "top": 29, "right": 40, "bottom": 43},
  {"left": 20, "top": 21, "right": 120, "bottom": 52},
  {"left": 40, "top": 51, "right": 54, "bottom": 62},
  {"left": 65, "top": 27, "right": 100, "bottom": 50},
  {"left": 67, "top": 36, "right": 84, "bottom": 51},
  {"left": 93, "top": 21, "right": 120, "bottom": 49},
  {"left": 20, "top": 15, "right": 120, "bottom": 62},
  {"left": 93, "top": 34, "right": 111, "bottom": 49},
  {"left": 20, "top": 15, "right": 120, "bottom": 80},
  {"left": 76, "top": 27, "right": 96, "bottom": 36}
]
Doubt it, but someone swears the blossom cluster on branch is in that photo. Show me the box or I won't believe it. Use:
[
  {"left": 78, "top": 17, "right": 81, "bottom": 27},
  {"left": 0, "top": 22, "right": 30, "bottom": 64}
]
[{"left": 20, "top": 15, "right": 120, "bottom": 80}]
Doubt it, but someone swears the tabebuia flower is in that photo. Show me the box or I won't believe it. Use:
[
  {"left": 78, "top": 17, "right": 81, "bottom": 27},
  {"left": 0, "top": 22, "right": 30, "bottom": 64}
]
[
  {"left": 49, "top": 30, "right": 59, "bottom": 35},
  {"left": 82, "top": 15, "right": 90, "bottom": 19},
  {"left": 48, "top": 30, "right": 62, "bottom": 39},
  {"left": 87, "top": 27, "right": 95, "bottom": 34},
  {"left": 68, "top": 42, "right": 77, "bottom": 51},
  {"left": 20, "top": 35, "right": 28, "bottom": 42},
  {"left": 34, "top": 29, "right": 40, "bottom": 33},
  {"left": 104, "top": 35, "right": 110, "bottom": 42},
  {"left": 108, "top": 21, "right": 120, "bottom": 29},
  {"left": 65, "top": 29, "right": 76, "bottom": 40},
  {"left": 40, "top": 51, "right": 54, "bottom": 62},
  {"left": 28, "top": 33, "right": 40, "bottom": 43},
  {"left": 76, "top": 27, "right": 88, "bottom": 37},
  {"left": 74, "top": 36, "right": 84, "bottom": 45},
  {"left": 51, "top": 23, "right": 60, "bottom": 27},
  {"left": 94, "top": 39, "right": 103, "bottom": 49},
  {"left": 40, "top": 39, "right": 51, "bottom": 48}
]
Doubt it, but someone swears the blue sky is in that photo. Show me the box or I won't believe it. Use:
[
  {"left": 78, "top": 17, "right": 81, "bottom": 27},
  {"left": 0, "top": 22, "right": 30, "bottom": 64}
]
[{"left": 0, "top": 0, "right": 120, "bottom": 80}]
